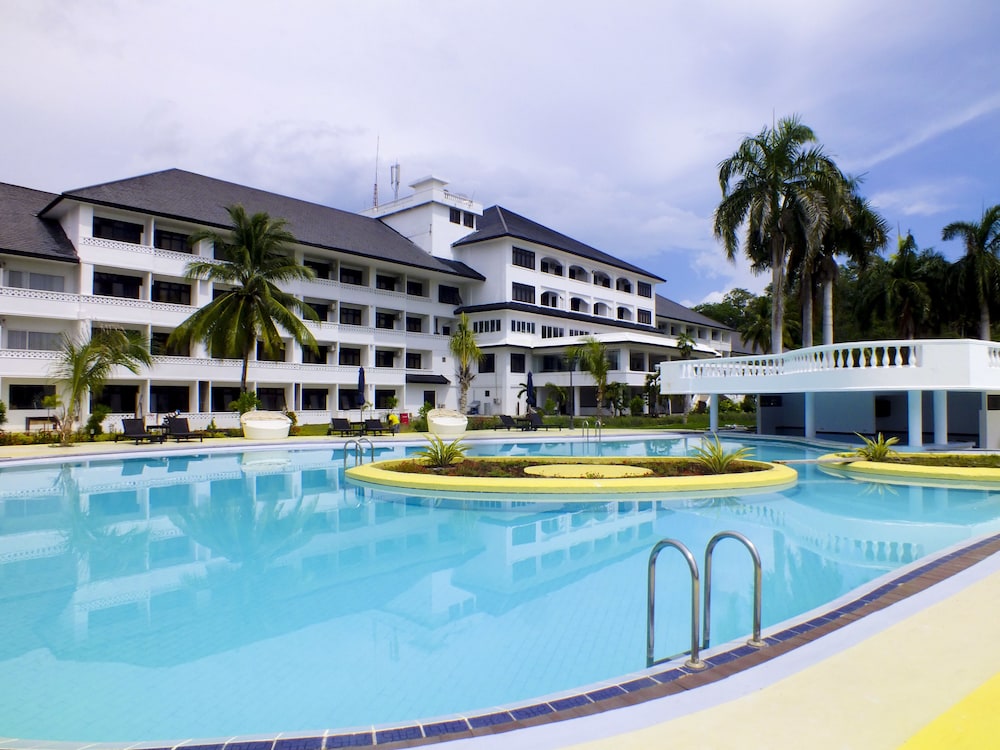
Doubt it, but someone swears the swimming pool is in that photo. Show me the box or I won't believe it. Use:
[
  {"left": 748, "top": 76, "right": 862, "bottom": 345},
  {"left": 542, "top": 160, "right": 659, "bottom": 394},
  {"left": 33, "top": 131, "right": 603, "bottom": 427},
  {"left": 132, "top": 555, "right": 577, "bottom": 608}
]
[{"left": 2, "top": 435, "right": 999, "bottom": 743}]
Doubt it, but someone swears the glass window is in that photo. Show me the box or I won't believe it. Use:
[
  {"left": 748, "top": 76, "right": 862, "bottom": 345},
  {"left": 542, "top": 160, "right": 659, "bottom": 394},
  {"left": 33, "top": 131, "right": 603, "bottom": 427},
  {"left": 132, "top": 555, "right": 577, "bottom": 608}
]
[
  {"left": 302, "top": 388, "right": 327, "bottom": 410},
  {"left": 479, "top": 353, "right": 495, "bottom": 373},
  {"left": 375, "top": 349, "right": 395, "bottom": 368},
  {"left": 304, "top": 259, "right": 332, "bottom": 279},
  {"left": 7, "top": 271, "right": 65, "bottom": 292},
  {"left": 638, "top": 309, "right": 652, "bottom": 325},
  {"left": 151, "top": 280, "right": 191, "bottom": 305},
  {"left": 405, "top": 352, "right": 422, "bottom": 369},
  {"left": 340, "top": 267, "right": 364, "bottom": 285},
  {"left": 9, "top": 383, "right": 55, "bottom": 409},
  {"left": 154, "top": 229, "right": 191, "bottom": 253},
  {"left": 375, "top": 312, "right": 396, "bottom": 329},
  {"left": 463, "top": 211, "right": 475, "bottom": 228},
  {"left": 375, "top": 275, "right": 398, "bottom": 291},
  {"left": 93, "top": 272, "right": 141, "bottom": 299},
  {"left": 93, "top": 217, "right": 142, "bottom": 244},
  {"left": 512, "top": 282, "right": 535, "bottom": 304},
  {"left": 302, "top": 345, "right": 329, "bottom": 365},
  {"left": 406, "top": 280, "right": 425, "bottom": 296},
  {"left": 339, "top": 348, "right": 361, "bottom": 366},
  {"left": 406, "top": 316, "right": 422, "bottom": 333},
  {"left": 151, "top": 332, "right": 189, "bottom": 357},
  {"left": 438, "top": 285, "right": 461, "bottom": 305},
  {"left": 638, "top": 281, "right": 652, "bottom": 298},
  {"left": 449, "top": 207, "right": 462, "bottom": 224},
  {"left": 510, "top": 352, "right": 525, "bottom": 373},
  {"left": 512, "top": 247, "right": 535, "bottom": 269},
  {"left": 340, "top": 307, "right": 362, "bottom": 326}
]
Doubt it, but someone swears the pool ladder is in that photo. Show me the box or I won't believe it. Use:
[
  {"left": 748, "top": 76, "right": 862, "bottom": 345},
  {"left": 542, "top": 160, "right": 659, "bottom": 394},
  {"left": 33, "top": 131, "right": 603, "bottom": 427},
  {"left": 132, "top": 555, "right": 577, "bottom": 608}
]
[
  {"left": 581, "top": 419, "right": 602, "bottom": 443},
  {"left": 646, "top": 531, "right": 764, "bottom": 669},
  {"left": 343, "top": 437, "right": 375, "bottom": 466}
]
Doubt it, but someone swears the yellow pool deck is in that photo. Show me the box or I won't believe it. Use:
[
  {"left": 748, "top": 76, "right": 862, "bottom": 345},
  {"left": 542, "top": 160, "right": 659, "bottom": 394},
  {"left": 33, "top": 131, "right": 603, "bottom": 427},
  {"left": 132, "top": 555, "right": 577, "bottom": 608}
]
[{"left": 3, "top": 430, "right": 1000, "bottom": 749}]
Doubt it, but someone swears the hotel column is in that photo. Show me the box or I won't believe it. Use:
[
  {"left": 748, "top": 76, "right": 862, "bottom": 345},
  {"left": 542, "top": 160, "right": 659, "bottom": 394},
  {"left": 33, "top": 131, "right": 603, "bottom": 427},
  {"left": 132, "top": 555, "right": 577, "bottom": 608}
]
[
  {"left": 933, "top": 391, "right": 948, "bottom": 446},
  {"left": 804, "top": 391, "right": 816, "bottom": 439},
  {"left": 908, "top": 390, "right": 923, "bottom": 447},
  {"left": 709, "top": 395, "right": 718, "bottom": 432}
]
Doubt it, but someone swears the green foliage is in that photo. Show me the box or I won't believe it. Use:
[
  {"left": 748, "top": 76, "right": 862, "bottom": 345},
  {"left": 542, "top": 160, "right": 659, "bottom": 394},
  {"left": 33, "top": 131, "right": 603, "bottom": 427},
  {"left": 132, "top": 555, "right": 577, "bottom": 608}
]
[
  {"left": 629, "top": 395, "right": 644, "bottom": 416},
  {"left": 0, "top": 399, "right": 7, "bottom": 428},
  {"left": 692, "top": 434, "right": 754, "bottom": 474},
  {"left": 414, "top": 435, "right": 469, "bottom": 468},
  {"left": 449, "top": 313, "right": 481, "bottom": 414},
  {"left": 229, "top": 391, "right": 262, "bottom": 415},
  {"left": 854, "top": 432, "right": 900, "bottom": 461},
  {"left": 84, "top": 404, "right": 112, "bottom": 437}
]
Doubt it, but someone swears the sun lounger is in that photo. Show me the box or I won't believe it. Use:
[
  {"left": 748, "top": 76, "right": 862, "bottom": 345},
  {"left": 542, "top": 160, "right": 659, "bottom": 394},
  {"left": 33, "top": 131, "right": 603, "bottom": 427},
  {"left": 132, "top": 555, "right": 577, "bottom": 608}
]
[
  {"left": 115, "top": 418, "right": 164, "bottom": 445},
  {"left": 494, "top": 414, "right": 517, "bottom": 430},
  {"left": 363, "top": 418, "right": 392, "bottom": 436},
  {"left": 328, "top": 417, "right": 361, "bottom": 436},
  {"left": 164, "top": 416, "right": 204, "bottom": 442}
]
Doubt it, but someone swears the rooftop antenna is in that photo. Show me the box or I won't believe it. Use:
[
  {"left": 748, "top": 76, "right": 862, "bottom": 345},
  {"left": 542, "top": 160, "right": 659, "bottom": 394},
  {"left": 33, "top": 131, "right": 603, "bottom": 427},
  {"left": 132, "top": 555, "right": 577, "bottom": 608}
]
[
  {"left": 372, "top": 136, "right": 380, "bottom": 209},
  {"left": 390, "top": 161, "right": 401, "bottom": 202}
]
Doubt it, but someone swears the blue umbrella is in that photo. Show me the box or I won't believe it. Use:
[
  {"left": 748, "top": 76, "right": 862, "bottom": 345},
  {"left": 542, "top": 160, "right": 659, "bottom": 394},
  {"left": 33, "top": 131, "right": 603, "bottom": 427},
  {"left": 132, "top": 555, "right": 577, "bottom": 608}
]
[
  {"left": 356, "top": 367, "right": 366, "bottom": 408},
  {"left": 526, "top": 371, "right": 536, "bottom": 409}
]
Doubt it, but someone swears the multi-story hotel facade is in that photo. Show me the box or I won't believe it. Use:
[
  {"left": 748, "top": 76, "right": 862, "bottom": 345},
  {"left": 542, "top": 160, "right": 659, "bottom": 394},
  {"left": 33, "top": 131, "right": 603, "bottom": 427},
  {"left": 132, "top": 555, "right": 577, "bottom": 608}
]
[{"left": 0, "top": 169, "right": 732, "bottom": 430}]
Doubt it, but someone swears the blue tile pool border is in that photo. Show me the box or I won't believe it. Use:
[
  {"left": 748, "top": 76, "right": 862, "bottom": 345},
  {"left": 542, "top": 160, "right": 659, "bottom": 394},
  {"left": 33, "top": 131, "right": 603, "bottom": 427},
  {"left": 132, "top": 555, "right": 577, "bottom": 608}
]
[{"left": 4, "top": 532, "right": 999, "bottom": 750}]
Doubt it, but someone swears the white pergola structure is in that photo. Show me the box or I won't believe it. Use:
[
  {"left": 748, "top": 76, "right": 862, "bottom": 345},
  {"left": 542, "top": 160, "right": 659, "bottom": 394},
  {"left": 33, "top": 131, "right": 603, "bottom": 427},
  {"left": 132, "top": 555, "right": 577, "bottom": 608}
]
[{"left": 658, "top": 339, "right": 1000, "bottom": 448}]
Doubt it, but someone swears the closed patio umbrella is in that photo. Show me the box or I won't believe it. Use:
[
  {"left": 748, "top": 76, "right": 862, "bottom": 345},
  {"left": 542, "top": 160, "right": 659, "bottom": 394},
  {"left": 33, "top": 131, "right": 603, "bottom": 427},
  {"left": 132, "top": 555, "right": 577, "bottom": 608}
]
[
  {"left": 356, "top": 367, "right": 366, "bottom": 409},
  {"left": 526, "top": 371, "right": 536, "bottom": 410}
]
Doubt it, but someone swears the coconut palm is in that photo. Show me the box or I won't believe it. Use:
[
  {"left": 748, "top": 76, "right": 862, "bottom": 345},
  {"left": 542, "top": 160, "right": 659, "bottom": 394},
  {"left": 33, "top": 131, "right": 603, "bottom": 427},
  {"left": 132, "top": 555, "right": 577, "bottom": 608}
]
[
  {"left": 49, "top": 328, "right": 153, "bottom": 445},
  {"left": 571, "top": 336, "right": 610, "bottom": 417},
  {"left": 449, "top": 312, "right": 481, "bottom": 414},
  {"left": 714, "top": 115, "right": 849, "bottom": 353},
  {"left": 168, "top": 205, "right": 318, "bottom": 394},
  {"left": 943, "top": 205, "right": 1000, "bottom": 340}
]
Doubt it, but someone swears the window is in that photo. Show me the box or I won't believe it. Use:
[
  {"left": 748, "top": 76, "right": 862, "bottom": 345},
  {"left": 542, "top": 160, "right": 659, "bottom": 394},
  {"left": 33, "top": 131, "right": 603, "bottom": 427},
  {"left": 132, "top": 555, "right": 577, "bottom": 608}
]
[
  {"left": 541, "top": 325, "right": 564, "bottom": 339},
  {"left": 541, "top": 258, "right": 563, "bottom": 275},
  {"left": 375, "top": 312, "right": 396, "bottom": 330},
  {"left": 375, "top": 274, "right": 398, "bottom": 291},
  {"left": 511, "top": 320, "right": 535, "bottom": 334},
  {"left": 93, "top": 217, "right": 142, "bottom": 244},
  {"left": 638, "top": 281, "right": 652, "bottom": 298},
  {"left": 406, "top": 280, "right": 425, "bottom": 296},
  {"left": 512, "top": 282, "right": 535, "bottom": 304},
  {"left": 569, "top": 266, "right": 587, "bottom": 281},
  {"left": 617, "top": 306, "right": 632, "bottom": 321},
  {"left": 568, "top": 328, "right": 589, "bottom": 337},
  {"left": 151, "top": 280, "right": 191, "bottom": 305},
  {"left": 570, "top": 297, "right": 587, "bottom": 313},
  {"left": 512, "top": 247, "right": 535, "bottom": 269},
  {"left": 7, "top": 271, "right": 65, "bottom": 292},
  {"left": 257, "top": 387, "right": 285, "bottom": 411},
  {"left": 375, "top": 389, "right": 396, "bottom": 409},
  {"left": 9, "top": 384, "right": 55, "bottom": 409},
  {"left": 638, "top": 309, "right": 652, "bottom": 325},
  {"left": 7, "top": 330, "right": 62, "bottom": 351},
  {"left": 406, "top": 316, "right": 422, "bottom": 333},
  {"left": 304, "top": 259, "right": 332, "bottom": 279},
  {"left": 213, "top": 243, "right": 235, "bottom": 261},
  {"left": 374, "top": 349, "right": 395, "bottom": 368},
  {"left": 405, "top": 352, "right": 422, "bottom": 369},
  {"left": 510, "top": 352, "right": 525, "bottom": 373},
  {"left": 340, "top": 307, "right": 362, "bottom": 326},
  {"left": 340, "top": 267, "right": 364, "bottom": 285},
  {"left": 593, "top": 272, "right": 611, "bottom": 288},
  {"left": 594, "top": 302, "right": 610, "bottom": 317},
  {"left": 608, "top": 350, "right": 620, "bottom": 370},
  {"left": 255, "top": 342, "right": 286, "bottom": 362},
  {"left": 449, "top": 207, "right": 462, "bottom": 224},
  {"left": 149, "top": 385, "right": 189, "bottom": 413},
  {"left": 151, "top": 332, "right": 189, "bottom": 357},
  {"left": 540, "top": 355, "right": 563, "bottom": 372},
  {"left": 307, "top": 301, "right": 329, "bottom": 321},
  {"left": 339, "top": 347, "right": 361, "bottom": 366},
  {"left": 438, "top": 285, "right": 461, "bottom": 305},
  {"left": 540, "top": 291, "right": 559, "bottom": 308},
  {"left": 302, "top": 388, "right": 327, "bottom": 410},
  {"left": 93, "top": 272, "right": 141, "bottom": 299},
  {"left": 473, "top": 319, "right": 501, "bottom": 333},
  {"left": 479, "top": 353, "right": 495, "bottom": 373},
  {"left": 630, "top": 352, "right": 646, "bottom": 371},
  {"left": 302, "top": 345, "right": 329, "bottom": 365},
  {"left": 154, "top": 229, "right": 190, "bottom": 253},
  {"left": 616, "top": 278, "right": 632, "bottom": 293},
  {"left": 463, "top": 211, "right": 475, "bottom": 228}
]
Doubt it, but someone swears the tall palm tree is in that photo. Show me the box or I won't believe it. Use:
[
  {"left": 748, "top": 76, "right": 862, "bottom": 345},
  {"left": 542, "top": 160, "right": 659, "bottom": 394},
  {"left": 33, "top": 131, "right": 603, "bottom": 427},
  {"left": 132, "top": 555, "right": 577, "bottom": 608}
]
[
  {"left": 943, "top": 204, "right": 1000, "bottom": 340},
  {"left": 49, "top": 328, "right": 152, "bottom": 445},
  {"left": 168, "top": 205, "right": 318, "bottom": 394},
  {"left": 859, "top": 232, "right": 945, "bottom": 339},
  {"left": 572, "top": 336, "right": 610, "bottom": 417},
  {"left": 808, "top": 191, "right": 889, "bottom": 345},
  {"left": 714, "top": 115, "right": 848, "bottom": 353},
  {"left": 449, "top": 312, "right": 481, "bottom": 414}
]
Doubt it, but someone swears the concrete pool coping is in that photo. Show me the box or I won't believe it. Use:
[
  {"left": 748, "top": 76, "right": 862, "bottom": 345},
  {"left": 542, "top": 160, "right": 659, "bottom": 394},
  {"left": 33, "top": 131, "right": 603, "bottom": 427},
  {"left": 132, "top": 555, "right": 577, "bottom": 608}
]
[{"left": 1, "top": 429, "right": 998, "bottom": 749}]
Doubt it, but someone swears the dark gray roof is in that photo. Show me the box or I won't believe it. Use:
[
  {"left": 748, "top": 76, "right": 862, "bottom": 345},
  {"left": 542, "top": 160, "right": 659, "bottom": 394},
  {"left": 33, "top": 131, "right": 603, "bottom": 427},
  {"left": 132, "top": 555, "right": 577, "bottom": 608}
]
[
  {"left": 656, "top": 294, "right": 731, "bottom": 329},
  {"left": 0, "top": 183, "right": 77, "bottom": 263},
  {"left": 454, "top": 205, "right": 665, "bottom": 281},
  {"left": 40, "top": 169, "right": 482, "bottom": 279}
]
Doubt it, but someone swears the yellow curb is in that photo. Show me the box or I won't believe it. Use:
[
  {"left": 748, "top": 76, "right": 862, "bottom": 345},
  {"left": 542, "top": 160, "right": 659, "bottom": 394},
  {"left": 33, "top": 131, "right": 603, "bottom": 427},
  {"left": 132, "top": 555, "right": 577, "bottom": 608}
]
[
  {"left": 900, "top": 670, "right": 1000, "bottom": 749},
  {"left": 345, "top": 456, "right": 797, "bottom": 495},
  {"left": 818, "top": 453, "right": 1000, "bottom": 486}
]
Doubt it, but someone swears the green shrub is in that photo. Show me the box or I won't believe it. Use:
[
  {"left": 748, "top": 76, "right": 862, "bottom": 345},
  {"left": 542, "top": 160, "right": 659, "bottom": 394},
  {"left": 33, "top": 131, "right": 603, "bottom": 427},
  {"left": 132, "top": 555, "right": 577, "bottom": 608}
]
[
  {"left": 854, "top": 433, "right": 899, "bottom": 461},
  {"left": 692, "top": 434, "right": 754, "bottom": 474},
  {"left": 414, "top": 435, "right": 469, "bottom": 468},
  {"left": 229, "top": 392, "right": 261, "bottom": 415},
  {"left": 629, "top": 396, "right": 644, "bottom": 416},
  {"left": 85, "top": 404, "right": 112, "bottom": 438}
]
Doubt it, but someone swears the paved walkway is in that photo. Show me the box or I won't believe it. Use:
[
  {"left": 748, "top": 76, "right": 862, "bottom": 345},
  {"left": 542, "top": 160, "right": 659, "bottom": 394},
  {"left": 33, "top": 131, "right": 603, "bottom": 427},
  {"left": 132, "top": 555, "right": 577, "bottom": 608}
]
[{"left": 4, "top": 429, "right": 1000, "bottom": 749}]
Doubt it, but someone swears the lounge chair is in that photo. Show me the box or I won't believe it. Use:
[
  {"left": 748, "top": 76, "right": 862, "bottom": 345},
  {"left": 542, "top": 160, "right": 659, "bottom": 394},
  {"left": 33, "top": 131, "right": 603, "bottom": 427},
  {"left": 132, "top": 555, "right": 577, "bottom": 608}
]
[
  {"left": 164, "top": 416, "right": 204, "bottom": 442},
  {"left": 115, "top": 418, "right": 163, "bottom": 445},
  {"left": 521, "top": 411, "right": 559, "bottom": 431},
  {"left": 328, "top": 417, "right": 360, "bottom": 436},
  {"left": 494, "top": 414, "right": 517, "bottom": 430},
  {"left": 363, "top": 418, "right": 391, "bottom": 436}
]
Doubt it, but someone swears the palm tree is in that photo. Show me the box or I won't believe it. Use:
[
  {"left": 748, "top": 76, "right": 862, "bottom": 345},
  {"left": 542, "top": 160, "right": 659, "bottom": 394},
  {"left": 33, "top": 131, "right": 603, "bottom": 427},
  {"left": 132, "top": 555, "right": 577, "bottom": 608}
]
[
  {"left": 49, "top": 328, "right": 153, "bottom": 445},
  {"left": 449, "top": 312, "right": 481, "bottom": 414},
  {"left": 714, "top": 115, "right": 849, "bottom": 353},
  {"left": 943, "top": 205, "right": 1000, "bottom": 340},
  {"left": 572, "top": 336, "right": 610, "bottom": 417},
  {"left": 168, "top": 205, "right": 318, "bottom": 394}
]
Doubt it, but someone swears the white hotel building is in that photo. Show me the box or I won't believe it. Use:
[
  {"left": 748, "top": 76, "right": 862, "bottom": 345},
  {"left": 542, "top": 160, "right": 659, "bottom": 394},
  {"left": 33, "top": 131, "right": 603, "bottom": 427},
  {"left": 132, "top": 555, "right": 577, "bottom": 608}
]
[{"left": 0, "top": 169, "right": 732, "bottom": 430}]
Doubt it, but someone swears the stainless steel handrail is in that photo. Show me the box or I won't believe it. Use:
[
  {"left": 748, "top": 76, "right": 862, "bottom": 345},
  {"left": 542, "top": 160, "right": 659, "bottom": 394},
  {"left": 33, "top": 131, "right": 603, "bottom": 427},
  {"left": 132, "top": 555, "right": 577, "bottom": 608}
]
[
  {"left": 646, "top": 538, "right": 705, "bottom": 670},
  {"left": 703, "top": 531, "right": 765, "bottom": 649},
  {"left": 343, "top": 437, "right": 375, "bottom": 466}
]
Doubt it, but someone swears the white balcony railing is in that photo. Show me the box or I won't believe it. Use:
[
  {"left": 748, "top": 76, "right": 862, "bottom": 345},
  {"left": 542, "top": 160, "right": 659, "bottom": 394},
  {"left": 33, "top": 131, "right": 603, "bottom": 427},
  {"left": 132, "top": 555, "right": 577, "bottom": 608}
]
[{"left": 658, "top": 339, "right": 1000, "bottom": 395}]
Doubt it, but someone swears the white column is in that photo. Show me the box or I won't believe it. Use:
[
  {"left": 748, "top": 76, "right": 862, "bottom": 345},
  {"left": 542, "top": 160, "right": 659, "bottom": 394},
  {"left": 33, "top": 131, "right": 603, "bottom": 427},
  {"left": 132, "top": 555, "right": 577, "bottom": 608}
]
[
  {"left": 804, "top": 391, "right": 816, "bottom": 439},
  {"left": 933, "top": 391, "right": 948, "bottom": 446},
  {"left": 709, "top": 395, "right": 718, "bottom": 432},
  {"left": 908, "top": 390, "right": 923, "bottom": 448}
]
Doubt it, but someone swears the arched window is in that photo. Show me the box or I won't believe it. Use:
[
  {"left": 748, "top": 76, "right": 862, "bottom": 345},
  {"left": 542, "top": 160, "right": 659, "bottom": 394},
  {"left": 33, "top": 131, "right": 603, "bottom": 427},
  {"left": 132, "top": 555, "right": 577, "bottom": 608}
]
[
  {"left": 593, "top": 271, "right": 611, "bottom": 288},
  {"left": 570, "top": 297, "right": 589, "bottom": 313},
  {"left": 617, "top": 306, "right": 633, "bottom": 321},
  {"left": 616, "top": 278, "right": 632, "bottom": 293},
  {"left": 540, "top": 291, "right": 560, "bottom": 308},
  {"left": 594, "top": 302, "right": 611, "bottom": 317},
  {"left": 568, "top": 265, "right": 588, "bottom": 281}
]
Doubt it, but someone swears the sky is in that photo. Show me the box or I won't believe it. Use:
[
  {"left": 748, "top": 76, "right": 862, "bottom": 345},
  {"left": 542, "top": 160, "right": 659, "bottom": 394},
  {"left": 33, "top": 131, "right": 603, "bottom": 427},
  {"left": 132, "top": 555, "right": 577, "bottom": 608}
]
[{"left": 2, "top": 0, "right": 998, "bottom": 307}]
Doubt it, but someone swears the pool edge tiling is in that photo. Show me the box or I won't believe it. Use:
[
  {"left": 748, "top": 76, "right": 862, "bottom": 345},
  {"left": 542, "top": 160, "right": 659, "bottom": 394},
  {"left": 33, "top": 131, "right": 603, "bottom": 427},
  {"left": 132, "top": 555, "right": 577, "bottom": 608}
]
[{"left": 6, "top": 533, "right": 1000, "bottom": 750}]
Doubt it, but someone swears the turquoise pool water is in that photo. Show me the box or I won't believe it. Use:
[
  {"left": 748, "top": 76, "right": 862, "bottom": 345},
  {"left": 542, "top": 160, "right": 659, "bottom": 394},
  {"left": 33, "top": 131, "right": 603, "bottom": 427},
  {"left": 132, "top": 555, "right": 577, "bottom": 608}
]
[{"left": 2, "top": 436, "right": 999, "bottom": 742}]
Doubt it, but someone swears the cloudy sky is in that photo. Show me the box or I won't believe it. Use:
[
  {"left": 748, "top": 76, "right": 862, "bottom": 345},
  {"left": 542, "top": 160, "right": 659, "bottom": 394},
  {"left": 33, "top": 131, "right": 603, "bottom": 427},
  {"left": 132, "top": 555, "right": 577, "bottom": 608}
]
[{"left": 2, "top": 0, "right": 998, "bottom": 306}]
